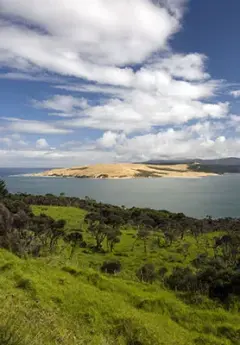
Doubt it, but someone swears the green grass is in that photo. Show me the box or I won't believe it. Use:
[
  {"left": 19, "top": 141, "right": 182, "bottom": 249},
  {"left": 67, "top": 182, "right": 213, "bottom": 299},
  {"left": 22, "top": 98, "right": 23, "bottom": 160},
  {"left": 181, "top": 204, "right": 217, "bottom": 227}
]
[
  {"left": 32, "top": 205, "right": 87, "bottom": 230},
  {"left": 0, "top": 205, "right": 238, "bottom": 345}
]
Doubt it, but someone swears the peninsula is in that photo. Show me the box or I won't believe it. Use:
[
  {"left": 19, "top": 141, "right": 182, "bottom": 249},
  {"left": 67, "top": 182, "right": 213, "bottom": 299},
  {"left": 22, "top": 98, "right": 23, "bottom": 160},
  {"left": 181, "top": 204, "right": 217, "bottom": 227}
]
[{"left": 34, "top": 163, "right": 217, "bottom": 179}]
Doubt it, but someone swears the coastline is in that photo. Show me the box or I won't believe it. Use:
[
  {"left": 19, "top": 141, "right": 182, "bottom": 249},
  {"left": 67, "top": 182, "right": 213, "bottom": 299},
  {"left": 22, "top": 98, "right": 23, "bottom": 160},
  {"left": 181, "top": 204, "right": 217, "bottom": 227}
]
[{"left": 30, "top": 163, "right": 219, "bottom": 179}]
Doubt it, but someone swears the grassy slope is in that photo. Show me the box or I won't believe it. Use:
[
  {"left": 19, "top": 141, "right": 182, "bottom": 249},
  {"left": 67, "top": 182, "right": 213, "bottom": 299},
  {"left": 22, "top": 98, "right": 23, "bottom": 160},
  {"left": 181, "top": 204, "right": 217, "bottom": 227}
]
[{"left": 0, "top": 205, "right": 239, "bottom": 345}]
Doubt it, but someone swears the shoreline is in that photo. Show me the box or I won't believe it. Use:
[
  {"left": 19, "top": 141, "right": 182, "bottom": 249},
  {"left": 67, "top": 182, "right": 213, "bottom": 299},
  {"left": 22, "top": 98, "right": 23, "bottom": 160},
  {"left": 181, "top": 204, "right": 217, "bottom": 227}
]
[
  {"left": 29, "top": 173, "right": 218, "bottom": 179},
  {"left": 29, "top": 163, "right": 219, "bottom": 180}
]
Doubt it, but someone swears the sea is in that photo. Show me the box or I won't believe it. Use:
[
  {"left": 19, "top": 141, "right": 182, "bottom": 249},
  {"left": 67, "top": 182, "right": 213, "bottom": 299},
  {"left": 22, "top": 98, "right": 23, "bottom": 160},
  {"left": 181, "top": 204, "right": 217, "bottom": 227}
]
[{"left": 1, "top": 167, "right": 240, "bottom": 219}]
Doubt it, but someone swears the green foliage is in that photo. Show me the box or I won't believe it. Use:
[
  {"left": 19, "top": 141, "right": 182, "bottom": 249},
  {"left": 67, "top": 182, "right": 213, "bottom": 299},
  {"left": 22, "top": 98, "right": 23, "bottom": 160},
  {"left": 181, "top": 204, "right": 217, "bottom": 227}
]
[
  {"left": 136, "top": 263, "right": 156, "bottom": 283},
  {"left": 0, "top": 179, "right": 8, "bottom": 198},
  {"left": 101, "top": 260, "right": 121, "bottom": 274}
]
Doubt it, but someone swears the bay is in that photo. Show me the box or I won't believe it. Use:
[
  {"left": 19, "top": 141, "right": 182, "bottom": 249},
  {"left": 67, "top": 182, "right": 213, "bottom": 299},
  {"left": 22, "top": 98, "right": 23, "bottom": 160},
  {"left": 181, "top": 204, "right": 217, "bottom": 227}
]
[{"left": 1, "top": 168, "right": 240, "bottom": 219}]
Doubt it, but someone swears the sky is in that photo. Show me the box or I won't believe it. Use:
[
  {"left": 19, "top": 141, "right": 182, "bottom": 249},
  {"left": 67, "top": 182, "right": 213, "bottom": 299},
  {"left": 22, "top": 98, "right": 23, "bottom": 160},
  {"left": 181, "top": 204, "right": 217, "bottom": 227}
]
[{"left": 0, "top": 0, "right": 240, "bottom": 167}]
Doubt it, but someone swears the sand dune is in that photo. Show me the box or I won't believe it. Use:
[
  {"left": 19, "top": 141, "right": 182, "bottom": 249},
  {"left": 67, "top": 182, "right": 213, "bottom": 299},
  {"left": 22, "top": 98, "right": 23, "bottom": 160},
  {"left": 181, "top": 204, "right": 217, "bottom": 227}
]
[{"left": 34, "top": 163, "right": 217, "bottom": 179}]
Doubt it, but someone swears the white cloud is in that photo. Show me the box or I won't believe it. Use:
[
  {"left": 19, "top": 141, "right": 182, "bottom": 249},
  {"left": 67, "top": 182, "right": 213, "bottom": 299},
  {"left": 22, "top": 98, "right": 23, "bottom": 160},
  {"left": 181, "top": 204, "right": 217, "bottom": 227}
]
[
  {"left": 98, "top": 131, "right": 119, "bottom": 149},
  {"left": 230, "top": 90, "right": 240, "bottom": 98},
  {"left": 54, "top": 84, "right": 129, "bottom": 98},
  {"left": 103, "top": 121, "right": 240, "bottom": 161},
  {"left": 1, "top": 119, "right": 239, "bottom": 167},
  {"left": 36, "top": 138, "right": 49, "bottom": 149},
  {"left": 3, "top": 118, "right": 72, "bottom": 134},
  {"left": 0, "top": 135, "right": 28, "bottom": 149},
  {"left": 152, "top": 53, "right": 210, "bottom": 81},
  {"left": 0, "top": 0, "right": 182, "bottom": 85},
  {"left": 57, "top": 92, "right": 228, "bottom": 133},
  {"left": 0, "top": 72, "right": 61, "bottom": 83},
  {"left": 33, "top": 95, "right": 88, "bottom": 113}
]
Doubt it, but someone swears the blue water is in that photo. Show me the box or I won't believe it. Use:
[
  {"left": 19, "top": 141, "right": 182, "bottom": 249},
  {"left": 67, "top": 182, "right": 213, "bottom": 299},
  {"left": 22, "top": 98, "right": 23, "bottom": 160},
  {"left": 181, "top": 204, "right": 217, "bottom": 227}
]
[
  {"left": 0, "top": 167, "right": 48, "bottom": 177},
  {"left": 1, "top": 168, "right": 240, "bottom": 219}
]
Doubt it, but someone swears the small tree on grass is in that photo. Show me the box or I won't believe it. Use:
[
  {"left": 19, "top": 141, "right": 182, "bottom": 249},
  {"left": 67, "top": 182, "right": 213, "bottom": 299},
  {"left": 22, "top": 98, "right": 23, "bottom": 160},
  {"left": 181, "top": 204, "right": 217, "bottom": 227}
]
[
  {"left": 132, "top": 226, "right": 151, "bottom": 253},
  {"left": 65, "top": 230, "right": 84, "bottom": 259},
  {"left": 88, "top": 220, "right": 110, "bottom": 251},
  {"left": 49, "top": 219, "right": 66, "bottom": 253},
  {"left": 106, "top": 227, "right": 121, "bottom": 252}
]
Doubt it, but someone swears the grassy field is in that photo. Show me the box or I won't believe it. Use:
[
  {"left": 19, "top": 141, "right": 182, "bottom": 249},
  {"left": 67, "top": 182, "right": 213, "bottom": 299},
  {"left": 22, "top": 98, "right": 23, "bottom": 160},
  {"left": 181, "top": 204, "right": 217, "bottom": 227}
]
[{"left": 0, "top": 205, "right": 239, "bottom": 345}]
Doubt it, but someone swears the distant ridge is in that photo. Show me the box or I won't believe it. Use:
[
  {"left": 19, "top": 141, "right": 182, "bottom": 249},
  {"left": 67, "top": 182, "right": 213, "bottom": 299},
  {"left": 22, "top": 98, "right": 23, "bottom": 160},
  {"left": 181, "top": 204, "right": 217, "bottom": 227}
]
[
  {"left": 142, "top": 157, "right": 240, "bottom": 166},
  {"left": 142, "top": 157, "right": 240, "bottom": 174}
]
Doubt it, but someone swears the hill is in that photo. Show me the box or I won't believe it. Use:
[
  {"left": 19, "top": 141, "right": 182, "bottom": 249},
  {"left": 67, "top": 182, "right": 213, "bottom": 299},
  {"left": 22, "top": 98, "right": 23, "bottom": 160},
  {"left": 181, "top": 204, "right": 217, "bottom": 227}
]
[
  {"left": 144, "top": 158, "right": 240, "bottom": 174},
  {"left": 0, "top": 189, "right": 239, "bottom": 345},
  {"left": 144, "top": 157, "right": 240, "bottom": 165},
  {"left": 33, "top": 163, "right": 217, "bottom": 179}
]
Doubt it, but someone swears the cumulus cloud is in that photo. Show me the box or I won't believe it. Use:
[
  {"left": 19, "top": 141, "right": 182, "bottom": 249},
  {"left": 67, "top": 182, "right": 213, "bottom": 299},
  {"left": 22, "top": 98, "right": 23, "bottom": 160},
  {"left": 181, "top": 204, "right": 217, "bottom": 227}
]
[
  {"left": 97, "top": 131, "right": 120, "bottom": 149},
  {"left": 156, "top": 53, "right": 210, "bottom": 81},
  {"left": 0, "top": 0, "right": 182, "bottom": 85},
  {"left": 0, "top": 118, "right": 239, "bottom": 167},
  {"left": 36, "top": 138, "right": 49, "bottom": 149},
  {"left": 96, "top": 120, "right": 240, "bottom": 161}
]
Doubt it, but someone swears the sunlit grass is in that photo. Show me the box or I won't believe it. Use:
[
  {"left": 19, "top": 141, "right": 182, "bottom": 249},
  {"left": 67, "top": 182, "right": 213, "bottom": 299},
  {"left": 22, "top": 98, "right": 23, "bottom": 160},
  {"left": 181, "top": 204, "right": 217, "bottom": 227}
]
[{"left": 0, "top": 205, "right": 237, "bottom": 345}]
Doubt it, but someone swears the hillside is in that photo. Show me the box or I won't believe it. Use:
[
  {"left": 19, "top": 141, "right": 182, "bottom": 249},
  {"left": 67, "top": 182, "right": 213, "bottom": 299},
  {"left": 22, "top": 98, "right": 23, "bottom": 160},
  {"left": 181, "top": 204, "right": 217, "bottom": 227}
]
[
  {"left": 1, "top": 245, "right": 239, "bottom": 345},
  {"left": 0, "top": 188, "right": 240, "bottom": 345},
  {"left": 33, "top": 163, "right": 217, "bottom": 179}
]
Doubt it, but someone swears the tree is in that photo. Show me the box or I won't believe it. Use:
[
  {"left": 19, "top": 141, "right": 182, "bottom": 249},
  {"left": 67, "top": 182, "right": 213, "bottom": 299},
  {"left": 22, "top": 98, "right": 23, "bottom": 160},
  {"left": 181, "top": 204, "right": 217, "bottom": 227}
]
[
  {"left": 0, "top": 180, "right": 8, "bottom": 198},
  {"left": 65, "top": 230, "right": 84, "bottom": 258},
  {"left": 0, "top": 203, "right": 12, "bottom": 249},
  {"left": 49, "top": 219, "right": 66, "bottom": 253},
  {"left": 132, "top": 226, "right": 151, "bottom": 253},
  {"left": 88, "top": 220, "right": 110, "bottom": 251},
  {"left": 106, "top": 227, "right": 121, "bottom": 252}
]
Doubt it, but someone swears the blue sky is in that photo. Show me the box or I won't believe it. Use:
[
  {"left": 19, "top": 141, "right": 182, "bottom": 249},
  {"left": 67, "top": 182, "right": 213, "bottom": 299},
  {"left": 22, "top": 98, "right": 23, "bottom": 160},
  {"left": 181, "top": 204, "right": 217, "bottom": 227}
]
[{"left": 0, "top": 0, "right": 239, "bottom": 167}]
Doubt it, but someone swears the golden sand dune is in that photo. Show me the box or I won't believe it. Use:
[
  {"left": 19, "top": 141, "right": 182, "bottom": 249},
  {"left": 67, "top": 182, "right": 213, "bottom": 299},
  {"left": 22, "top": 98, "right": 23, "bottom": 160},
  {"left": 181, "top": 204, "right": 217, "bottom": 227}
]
[{"left": 34, "top": 163, "right": 217, "bottom": 179}]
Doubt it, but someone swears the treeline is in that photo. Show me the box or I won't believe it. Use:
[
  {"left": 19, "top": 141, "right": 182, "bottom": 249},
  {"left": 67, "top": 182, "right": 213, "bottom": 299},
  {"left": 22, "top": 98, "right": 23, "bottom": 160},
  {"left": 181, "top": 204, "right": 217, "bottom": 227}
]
[{"left": 3, "top": 191, "right": 240, "bottom": 233}]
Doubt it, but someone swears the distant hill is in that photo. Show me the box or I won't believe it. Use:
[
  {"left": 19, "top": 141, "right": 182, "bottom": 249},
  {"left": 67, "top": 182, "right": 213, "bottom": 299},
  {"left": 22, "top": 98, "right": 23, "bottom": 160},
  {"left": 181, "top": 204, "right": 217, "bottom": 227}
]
[
  {"left": 144, "top": 157, "right": 240, "bottom": 166},
  {"left": 143, "top": 157, "right": 240, "bottom": 174}
]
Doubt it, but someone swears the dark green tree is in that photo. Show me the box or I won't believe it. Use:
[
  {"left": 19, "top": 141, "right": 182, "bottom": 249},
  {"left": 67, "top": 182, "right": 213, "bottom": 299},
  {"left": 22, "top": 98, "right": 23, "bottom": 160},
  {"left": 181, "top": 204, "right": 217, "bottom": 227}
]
[
  {"left": 106, "top": 227, "right": 121, "bottom": 252},
  {"left": 0, "top": 180, "right": 8, "bottom": 198}
]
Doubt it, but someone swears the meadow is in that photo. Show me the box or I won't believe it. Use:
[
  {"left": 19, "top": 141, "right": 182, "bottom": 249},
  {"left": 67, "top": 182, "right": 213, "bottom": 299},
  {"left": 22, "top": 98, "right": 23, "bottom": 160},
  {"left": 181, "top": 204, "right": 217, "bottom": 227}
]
[{"left": 0, "top": 203, "right": 239, "bottom": 345}]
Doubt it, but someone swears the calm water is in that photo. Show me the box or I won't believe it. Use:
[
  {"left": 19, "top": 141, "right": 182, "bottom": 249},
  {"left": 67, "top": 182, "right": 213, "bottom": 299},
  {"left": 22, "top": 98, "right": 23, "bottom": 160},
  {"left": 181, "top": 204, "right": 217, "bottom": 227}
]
[{"left": 1, "top": 168, "right": 240, "bottom": 219}]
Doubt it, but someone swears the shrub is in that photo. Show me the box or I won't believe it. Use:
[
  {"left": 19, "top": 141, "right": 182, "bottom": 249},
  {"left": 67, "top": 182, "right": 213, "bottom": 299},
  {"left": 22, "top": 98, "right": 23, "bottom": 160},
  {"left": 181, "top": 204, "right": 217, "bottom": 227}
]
[
  {"left": 136, "top": 263, "right": 156, "bottom": 283},
  {"left": 158, "top": 267, "right": 168, "bottom": 279},
  {"left": 166, "top": 267, "right": 198, "bottom": 292},
  {"left": 101, "top": 260, "right": 121, "bottom": 274}
]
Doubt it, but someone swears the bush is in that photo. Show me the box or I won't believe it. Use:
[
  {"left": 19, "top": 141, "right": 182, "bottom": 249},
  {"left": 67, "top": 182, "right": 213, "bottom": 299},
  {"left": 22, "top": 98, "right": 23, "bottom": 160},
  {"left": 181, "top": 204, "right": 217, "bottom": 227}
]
[
  {"left": 136, "top": 264, "right": 156, "bottom": 283},
  {"left": 101, "top": 260, "right": 121, "bottom": 274},
  {"left": 158, "top": 267, "right": 168, "bottom": 280},
  {"left": 166, "top": 267, "right": 198, "bottom": 292}
]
